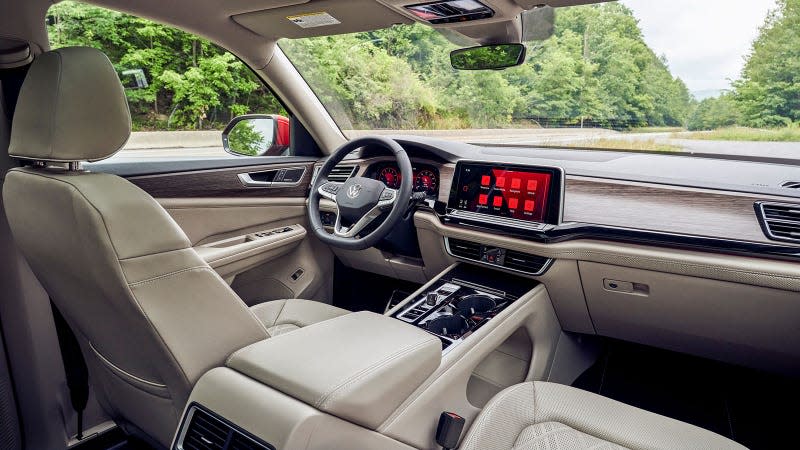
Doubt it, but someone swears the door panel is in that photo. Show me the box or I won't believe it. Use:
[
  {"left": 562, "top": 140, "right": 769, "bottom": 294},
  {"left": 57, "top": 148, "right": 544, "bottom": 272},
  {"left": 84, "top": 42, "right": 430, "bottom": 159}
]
[{"left": 115, "top": 158, "right": 334, "bottom": 305}]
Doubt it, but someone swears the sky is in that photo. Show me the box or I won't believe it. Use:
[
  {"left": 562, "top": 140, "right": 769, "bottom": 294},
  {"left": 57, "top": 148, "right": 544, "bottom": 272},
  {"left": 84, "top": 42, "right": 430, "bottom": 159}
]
[{"left": 621, "top": 0, "right": 778, "bottom": 97}]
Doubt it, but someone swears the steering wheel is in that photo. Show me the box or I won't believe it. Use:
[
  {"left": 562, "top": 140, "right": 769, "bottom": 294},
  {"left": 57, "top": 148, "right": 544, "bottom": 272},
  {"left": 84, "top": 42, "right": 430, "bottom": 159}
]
[{"left": 308, "top": 136, "right": 413, "bottom": 250}]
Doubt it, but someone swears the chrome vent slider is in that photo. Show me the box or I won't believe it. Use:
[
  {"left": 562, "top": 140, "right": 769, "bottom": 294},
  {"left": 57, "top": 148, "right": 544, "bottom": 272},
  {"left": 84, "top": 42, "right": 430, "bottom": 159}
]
[{"left": 756, "top": 201, "right": 800, "bottom": 243}]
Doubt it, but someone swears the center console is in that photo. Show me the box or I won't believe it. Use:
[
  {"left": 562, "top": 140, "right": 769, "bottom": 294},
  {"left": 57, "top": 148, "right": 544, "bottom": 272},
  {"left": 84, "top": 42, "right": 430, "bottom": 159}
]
[{"left": 391, "top": 264, "right": 538, "bottom": 354}]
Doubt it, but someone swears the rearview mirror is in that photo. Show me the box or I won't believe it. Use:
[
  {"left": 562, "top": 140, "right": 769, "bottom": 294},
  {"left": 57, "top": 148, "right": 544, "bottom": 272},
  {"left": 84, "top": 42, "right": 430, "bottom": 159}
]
[
  {"left": 450, "top": 43, "right": 526, "bottom": 70},
  {"left": 222, "top": 114, "right": 290, "bottom": 157}
]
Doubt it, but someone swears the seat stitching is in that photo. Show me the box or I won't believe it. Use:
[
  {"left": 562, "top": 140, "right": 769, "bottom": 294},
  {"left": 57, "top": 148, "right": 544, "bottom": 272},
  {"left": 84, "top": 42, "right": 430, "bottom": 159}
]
[
  {"left": 89, "top": 341, "right": 167, "bottom": 388},
  {"left": 316, "top": 338, "right": 438, "bottom": 410},
  {"left": 127, "top": 266, "right": 209, "bottom": 287}
]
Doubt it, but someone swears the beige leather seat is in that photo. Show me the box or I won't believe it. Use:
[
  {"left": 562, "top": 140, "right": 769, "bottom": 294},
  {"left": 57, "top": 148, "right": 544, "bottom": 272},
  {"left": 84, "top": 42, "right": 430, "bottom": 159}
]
[
  {"left": 1, "top": 46, "right": 347, "bottom": 447},
  {"left": 460, "top": 381, "right": 745, "bottom": 450}
]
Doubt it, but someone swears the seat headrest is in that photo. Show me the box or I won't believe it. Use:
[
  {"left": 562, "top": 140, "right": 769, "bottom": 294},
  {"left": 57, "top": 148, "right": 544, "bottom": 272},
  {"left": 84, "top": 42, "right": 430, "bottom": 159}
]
[{"left": 9, "top": 47, "right": 131, "bottom": 162}]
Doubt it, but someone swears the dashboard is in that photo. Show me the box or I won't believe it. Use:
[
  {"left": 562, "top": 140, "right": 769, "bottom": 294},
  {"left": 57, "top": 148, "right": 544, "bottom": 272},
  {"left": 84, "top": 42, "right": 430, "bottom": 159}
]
[{"left": 367, "top": 162, "right": 440, "bottom": 197}]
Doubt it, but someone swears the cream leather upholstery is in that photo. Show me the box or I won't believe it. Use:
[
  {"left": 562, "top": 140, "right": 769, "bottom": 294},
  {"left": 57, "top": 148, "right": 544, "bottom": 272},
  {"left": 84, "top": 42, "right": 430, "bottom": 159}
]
[
  {"left": 227, "top": 311, "right": 441, "bottom": 430},
  {"left": 9, "top": 47, "right": 131, "bottom": 162},
  {"left": 2, "top": 46, "right": 348, "bottom": 447},
  {"left": 459, "top": 382, "right": 745, "bottom": 450},
  {"left": 251, "top": 298, "right": 348, "bottom": 336}
]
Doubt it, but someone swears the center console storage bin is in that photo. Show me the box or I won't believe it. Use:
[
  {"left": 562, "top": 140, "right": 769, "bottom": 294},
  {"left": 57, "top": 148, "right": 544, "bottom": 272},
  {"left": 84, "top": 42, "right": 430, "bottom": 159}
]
[{"left": 226, "top": 311, "right": 441, "bottom": 429}]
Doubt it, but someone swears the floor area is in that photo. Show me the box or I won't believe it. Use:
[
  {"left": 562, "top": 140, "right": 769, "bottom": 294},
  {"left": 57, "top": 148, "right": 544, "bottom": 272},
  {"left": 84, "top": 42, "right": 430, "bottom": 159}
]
[{"left": 572, "top": 339, "right": 800, "bottom": 450}]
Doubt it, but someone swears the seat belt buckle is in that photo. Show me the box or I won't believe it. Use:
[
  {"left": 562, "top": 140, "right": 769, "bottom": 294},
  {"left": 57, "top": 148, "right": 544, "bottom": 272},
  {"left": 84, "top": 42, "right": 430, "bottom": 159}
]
[{"left": 436, "top": 411, "right": 465, "bottom": 450}]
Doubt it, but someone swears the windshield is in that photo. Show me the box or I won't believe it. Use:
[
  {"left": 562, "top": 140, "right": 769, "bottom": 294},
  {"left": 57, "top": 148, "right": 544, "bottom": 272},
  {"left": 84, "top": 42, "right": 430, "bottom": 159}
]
[{"left": 280, "top": 0, "right": 800, "bottom": 156}]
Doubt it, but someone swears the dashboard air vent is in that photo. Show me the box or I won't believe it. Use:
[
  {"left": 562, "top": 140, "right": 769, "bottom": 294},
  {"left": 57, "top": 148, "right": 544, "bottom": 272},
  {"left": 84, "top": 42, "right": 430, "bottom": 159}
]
[
  {"left": 756, "top": 202, "right": 800, "bottom": 243},
  {"left": 327, "top": 164, "right": 357, "bottom": 182},
  {"left": 448, "top": 238, "right": 482, "bottom": 260},
  {"left": 504, "top": 250, "right": 551, "bottom": 274},
  {"left": 781, "top": 181, "right": 800, "bottom": 189},
  {"left": 177, "top": 405, "right": 274, "bottom": 450}
]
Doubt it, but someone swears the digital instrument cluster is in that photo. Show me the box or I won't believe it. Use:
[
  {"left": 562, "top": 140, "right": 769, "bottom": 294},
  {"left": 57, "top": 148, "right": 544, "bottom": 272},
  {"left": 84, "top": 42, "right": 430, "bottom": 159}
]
[{"left": 370, "top": 162, "right": 439, "bottom": 197}]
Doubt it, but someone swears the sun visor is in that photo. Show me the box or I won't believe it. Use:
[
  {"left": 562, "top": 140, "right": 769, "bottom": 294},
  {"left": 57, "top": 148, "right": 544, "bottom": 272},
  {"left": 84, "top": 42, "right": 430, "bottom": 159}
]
[{"left": 233, "top": 0, "right": 413, "bottom": 39}]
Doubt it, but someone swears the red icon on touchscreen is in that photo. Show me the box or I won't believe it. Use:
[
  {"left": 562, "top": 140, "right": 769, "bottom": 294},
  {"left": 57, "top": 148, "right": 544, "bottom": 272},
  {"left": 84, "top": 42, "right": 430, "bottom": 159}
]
[
  {"left": 508, "top": 198, "right": 519, "bottom": 209},
  {"left": 493, "top": 196, "right": 503, "bottom": 207},
  {"left": 495, "top": 177, "right": 506, "bottom": 188},
  {"left": 511, "top": 178, "right": 521, "bottom": 189},
  {"left": 481, "top": 175, "right": 491, "bottom": 186},
  {"left": 527, "top": 179, "right": 538, "bottom": 191},
  {"left": 478, "top": 194, "right": 488, "bottom": 205},
  {"left": 524, "top": 200, "right": 535, "bottom": 212}
]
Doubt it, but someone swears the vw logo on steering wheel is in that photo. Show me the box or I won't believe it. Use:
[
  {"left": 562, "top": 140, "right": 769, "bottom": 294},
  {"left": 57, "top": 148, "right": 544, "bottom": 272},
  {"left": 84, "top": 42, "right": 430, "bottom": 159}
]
[{"left": 347, "top": 184, "right": 363, "bottom": 199}]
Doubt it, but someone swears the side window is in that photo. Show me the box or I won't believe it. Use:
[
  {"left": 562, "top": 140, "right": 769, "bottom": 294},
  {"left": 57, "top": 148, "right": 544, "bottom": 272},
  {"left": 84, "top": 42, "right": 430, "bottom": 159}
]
[{"left": 46, "top": 1, "right": 291, "bottom": 159}]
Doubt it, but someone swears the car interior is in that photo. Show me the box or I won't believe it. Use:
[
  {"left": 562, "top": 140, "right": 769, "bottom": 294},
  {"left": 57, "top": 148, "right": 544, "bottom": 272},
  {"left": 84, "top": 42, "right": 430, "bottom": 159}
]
[{"left": 0, "top": 0, "right": 799, "bottom": 449}]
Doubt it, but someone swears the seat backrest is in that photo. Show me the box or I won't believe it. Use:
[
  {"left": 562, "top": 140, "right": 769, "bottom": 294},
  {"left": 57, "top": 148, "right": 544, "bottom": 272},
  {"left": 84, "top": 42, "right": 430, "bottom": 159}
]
[{"left": 2, "top": 47, "right": 268, "bottom": 446}]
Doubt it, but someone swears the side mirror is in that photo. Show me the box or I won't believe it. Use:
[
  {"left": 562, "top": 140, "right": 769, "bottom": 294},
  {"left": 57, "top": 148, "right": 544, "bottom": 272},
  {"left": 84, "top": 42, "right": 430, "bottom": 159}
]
[
  {"left": 450, "top": 43, "right": 527, "bottom": 70},
  {"left": 222, "top": 114, "right": 291, "bottom": 157}
]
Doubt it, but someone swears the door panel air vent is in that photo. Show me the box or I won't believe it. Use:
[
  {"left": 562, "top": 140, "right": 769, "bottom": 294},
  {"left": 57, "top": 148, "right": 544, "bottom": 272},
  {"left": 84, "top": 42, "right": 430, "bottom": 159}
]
[
  {"left": 176, "top": 405, "right": 274, "bottom": 450},
  {"left": 327, "top": 164, "right": 357, "bottom": 182},
  {"left": 781, "top": 181, "right": 800, "bottom": 189},
  {"left": 504, "top": 250, "right": 551, "bottom": 274},
  {"left": 448, "top": 238, "right": 482, "bottom": 260},
  {"left": 756, "top": 202, "right": 800, "bottom": 243}
]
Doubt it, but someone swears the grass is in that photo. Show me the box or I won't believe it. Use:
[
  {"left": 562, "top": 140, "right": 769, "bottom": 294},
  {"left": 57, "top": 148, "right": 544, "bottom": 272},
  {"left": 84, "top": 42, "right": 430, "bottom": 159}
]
[
  {"left": 675, "top": 126, "right": 800, "bottom": 142},
  {"left": 561, "top": 138, "right": 681, "bottom": 153}
]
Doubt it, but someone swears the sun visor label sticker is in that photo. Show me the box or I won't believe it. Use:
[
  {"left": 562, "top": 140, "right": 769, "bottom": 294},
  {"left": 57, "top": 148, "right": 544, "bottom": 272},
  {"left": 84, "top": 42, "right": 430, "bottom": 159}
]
[{"left": 287, "top": 12, "right": 341, "bottom": 28}]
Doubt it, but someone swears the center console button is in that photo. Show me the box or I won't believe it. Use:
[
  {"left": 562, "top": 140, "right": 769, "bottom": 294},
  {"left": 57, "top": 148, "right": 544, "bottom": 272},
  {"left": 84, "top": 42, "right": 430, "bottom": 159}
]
[{"left": 425, "top": 292, "right": 439, "bottom": 306}]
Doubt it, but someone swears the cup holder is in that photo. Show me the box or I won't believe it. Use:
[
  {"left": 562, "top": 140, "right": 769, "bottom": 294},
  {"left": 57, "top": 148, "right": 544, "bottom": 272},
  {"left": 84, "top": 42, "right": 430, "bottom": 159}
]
[
  {"left": 425, "top": 315, "right": 469, "bottom": 337},
  {"left": 456, "top": 294, "right": 496, "bottom": 317}
]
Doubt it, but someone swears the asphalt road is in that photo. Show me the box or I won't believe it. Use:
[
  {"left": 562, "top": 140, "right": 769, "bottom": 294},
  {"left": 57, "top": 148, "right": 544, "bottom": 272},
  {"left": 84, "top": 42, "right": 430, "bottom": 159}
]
[{"left": 110, "top": 129, "right": 800, "bottom": 161}]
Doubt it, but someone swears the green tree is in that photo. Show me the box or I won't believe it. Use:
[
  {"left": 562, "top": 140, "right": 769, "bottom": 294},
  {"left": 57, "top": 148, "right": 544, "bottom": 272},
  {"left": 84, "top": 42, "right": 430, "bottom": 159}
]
[
  {"left": 734, "top": 0, "right": 800, "bottom": 127},
  {"left": 688, "top": 93, "right": 741, "bottom": 131},
  {"left": 227, "top": 121, "right": 266, "bottom": 156}
]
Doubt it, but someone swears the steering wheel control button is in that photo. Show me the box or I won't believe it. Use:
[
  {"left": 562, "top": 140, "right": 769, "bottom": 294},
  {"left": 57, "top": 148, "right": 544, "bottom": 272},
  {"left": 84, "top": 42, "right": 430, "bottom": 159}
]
[
  {"left": 322, "top": 183, "right": 340, "bottom": 194},
  {"left": 380, "top": 190, "right": 396, "bottom": 201}
]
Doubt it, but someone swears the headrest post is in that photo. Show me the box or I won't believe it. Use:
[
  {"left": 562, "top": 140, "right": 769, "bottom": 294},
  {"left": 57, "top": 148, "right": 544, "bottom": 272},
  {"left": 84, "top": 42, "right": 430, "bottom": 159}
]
[{"left": 68, "top": 162, "right": 82, "bottom": 171}]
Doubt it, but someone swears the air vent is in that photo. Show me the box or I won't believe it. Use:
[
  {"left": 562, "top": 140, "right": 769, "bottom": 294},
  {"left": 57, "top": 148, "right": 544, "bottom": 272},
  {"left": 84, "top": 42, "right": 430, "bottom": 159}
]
[
  {"left": 756, "top": 202, "right": 800, "bottom": 243},
  {"left": 504, "top": 250, "right": 551, "bottom": 274},
  {"left": 448, "top": 238, "right": 482, "bottom": 260},
  {"left": 327, "top": 164, "right": 357, "bottom": 182},
  {"left": 176, "top": 405, "right": 274, "bottom": 450},
  {"left": 781, "top": 181, "right": 800, "bottom": 189},
  {"left": 446, "top": 238, "right": 552, "bottom": 275}
]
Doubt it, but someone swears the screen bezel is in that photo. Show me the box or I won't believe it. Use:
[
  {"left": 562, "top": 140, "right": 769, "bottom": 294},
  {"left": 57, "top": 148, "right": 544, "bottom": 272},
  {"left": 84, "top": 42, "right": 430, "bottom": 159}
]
[{"left": 447, "top": 161, "right": 564, "bottom": 226}]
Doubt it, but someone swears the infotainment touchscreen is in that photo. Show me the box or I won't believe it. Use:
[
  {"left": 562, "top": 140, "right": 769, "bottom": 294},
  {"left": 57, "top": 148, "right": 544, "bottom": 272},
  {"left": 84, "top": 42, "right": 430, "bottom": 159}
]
[{"left": 448, "top": 162, "right": 562, "bottom": 225}]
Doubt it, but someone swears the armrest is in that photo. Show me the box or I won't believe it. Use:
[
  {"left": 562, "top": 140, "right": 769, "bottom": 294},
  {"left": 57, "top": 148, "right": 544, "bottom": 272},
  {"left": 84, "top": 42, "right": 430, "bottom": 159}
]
[
  {"left": 194, "top": 224, "right": 305, "bottom": 278},
  {"left": 226, "top": 311, "right": 441, "bottom": 430}
]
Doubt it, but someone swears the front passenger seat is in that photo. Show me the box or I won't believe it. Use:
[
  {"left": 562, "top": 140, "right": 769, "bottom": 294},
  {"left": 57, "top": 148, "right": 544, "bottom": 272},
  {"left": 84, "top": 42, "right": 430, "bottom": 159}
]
[{"left": 2, "top": 46, "right": 347, "bottom": 448}]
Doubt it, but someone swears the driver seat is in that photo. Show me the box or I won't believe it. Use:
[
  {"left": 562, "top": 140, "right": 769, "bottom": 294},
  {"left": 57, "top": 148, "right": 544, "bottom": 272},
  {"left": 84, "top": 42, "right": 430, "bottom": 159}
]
[{"left": 2, "top": 47, "right": 347, "bottom": 447}]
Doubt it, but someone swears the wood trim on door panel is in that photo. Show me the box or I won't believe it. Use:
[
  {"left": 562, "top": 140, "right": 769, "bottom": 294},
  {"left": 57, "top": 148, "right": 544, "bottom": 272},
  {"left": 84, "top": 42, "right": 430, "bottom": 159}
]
[{"left": 128, "top": 162, "right": 315, "bottom": 198}]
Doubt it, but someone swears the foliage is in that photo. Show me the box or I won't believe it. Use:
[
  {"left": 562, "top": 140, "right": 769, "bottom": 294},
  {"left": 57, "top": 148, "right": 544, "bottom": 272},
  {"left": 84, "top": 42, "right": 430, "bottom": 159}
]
[
  {"left": 732, "top": 0, "right": 800, "bottom": 128},
  {"left": 687, "top": 93, "right": 741, "bottom": 131},
  {"left": 678, "top": 126, "right": 800, "bottom": 142},
  {"left": 227, "top": 120, "right": 267, "bottom": 156},
  {"left": 48, "top": 1, "right": 285, "bottom": 130}
]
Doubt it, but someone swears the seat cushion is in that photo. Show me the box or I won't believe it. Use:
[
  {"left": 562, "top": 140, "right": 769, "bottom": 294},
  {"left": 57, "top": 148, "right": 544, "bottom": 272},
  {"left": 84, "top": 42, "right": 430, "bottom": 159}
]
[
  {"left": 250, "top": 299, "right": 349, "bottom": 337},
  {"left": 459, "top": 382, "right": 745, "bottom": 450}
]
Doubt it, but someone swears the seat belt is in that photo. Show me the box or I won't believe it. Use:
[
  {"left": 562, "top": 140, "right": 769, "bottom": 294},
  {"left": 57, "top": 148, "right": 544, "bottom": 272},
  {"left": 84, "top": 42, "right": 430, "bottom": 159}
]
[{"left": 50, "top": 301, "right": 89, "bottom": 441}]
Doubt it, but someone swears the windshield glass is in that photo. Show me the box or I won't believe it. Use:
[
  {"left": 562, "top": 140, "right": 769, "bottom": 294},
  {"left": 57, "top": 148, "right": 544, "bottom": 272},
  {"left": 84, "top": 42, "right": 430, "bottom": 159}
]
[{"left": 279, "top": 0, "right": 800, "bottom": 156}]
